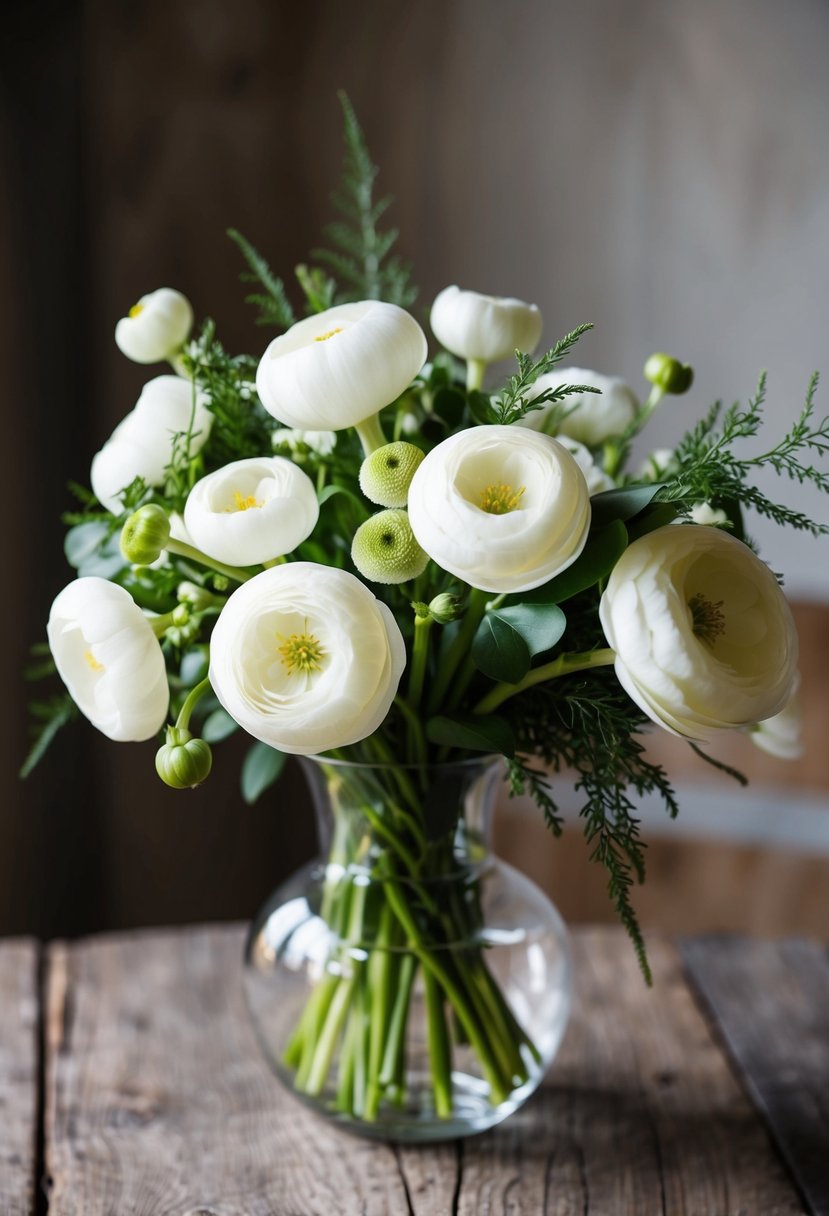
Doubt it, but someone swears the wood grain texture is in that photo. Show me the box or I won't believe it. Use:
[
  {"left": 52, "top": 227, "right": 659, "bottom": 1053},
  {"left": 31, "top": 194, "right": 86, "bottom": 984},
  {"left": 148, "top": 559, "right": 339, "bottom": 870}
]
[
  {"left": 0, "top": 939, "right": 40, "bottom": 1216},
  {"left": 43, "top": 925, "right": 812, "bottom": 1214},
  {"left": 683, "top": 936, "right": 829, "bottom": 1216}
]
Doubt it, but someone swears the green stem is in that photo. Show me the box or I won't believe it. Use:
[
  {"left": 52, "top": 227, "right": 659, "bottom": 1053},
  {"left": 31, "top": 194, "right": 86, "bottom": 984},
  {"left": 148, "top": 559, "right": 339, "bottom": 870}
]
[
  {"left": 394, "top": 695, "right": 428, "bottom": 769},
  {"left": 175, "top": 677, "right": 212, "bottom": 731},
  {"left": 379, "top": 953, "right": 417, "bottom": 1088},
  {"left": 474, "top": 647, "right": 616, "bottom": 714},
  {"left": 354, "top": 412, "right": 387, "bottom": 456},
  {"left": 427, "top": 588, "right": 490, "bottom": 715},
  {"left": 423, "top": 968, "right": 453, "bottom": 1118},
  {"left": 407, "top": 614, "right": 433, "bottom": 712},
  {"left": 166, "top": 538, "right": 254, "bottom": 584},
  {"left": 363, "top": 903, "right": 395, "bottom": 1120},
  {"left": 147, "top": 609, "right": 182, "bottom": 638},
  {"left": 466, "top": 358, "right": 486, "bottom": 392}
]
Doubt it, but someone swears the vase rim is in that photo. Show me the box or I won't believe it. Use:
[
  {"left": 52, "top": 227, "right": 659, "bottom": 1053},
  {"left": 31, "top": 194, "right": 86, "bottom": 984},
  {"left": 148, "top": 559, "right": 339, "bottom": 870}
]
[{"left": 300, "top": 753, "right": 502, "bottom": 773}]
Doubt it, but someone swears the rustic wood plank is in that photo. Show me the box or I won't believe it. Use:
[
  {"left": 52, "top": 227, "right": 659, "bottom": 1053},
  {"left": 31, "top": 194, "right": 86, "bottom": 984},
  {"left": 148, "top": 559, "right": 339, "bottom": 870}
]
[
  {"left": 453, "top": 931, "right": 806, "bottom": 1215},
  {"left": 44, "top": 926, "right": 811, "bottom": 1214},
  {"left": 683, "top": 936, "right": 829, "bottom": 1216},
  {"left": 0, "top": 939, "right": 40, "bottom": 1216},
  {"left": 44, "top": 925, "right": 417, "bottom": 1215}
]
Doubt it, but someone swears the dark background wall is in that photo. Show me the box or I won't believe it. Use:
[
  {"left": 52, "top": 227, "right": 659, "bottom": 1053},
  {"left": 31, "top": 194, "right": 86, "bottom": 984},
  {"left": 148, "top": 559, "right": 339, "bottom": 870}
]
[{"left": 2, "top": 0, "right": 828, "bottom": 939}]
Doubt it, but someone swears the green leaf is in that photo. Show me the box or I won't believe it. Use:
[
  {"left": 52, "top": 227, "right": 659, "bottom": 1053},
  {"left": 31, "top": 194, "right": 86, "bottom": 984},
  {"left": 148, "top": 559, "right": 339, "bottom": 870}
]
[
  {"left": 64, "top": 521, "right": 111, "bottom": 569},
  {"left": 472, "top": 613, "right": 531, "bottom": 683},
  {"left": 590, "top": 484, "right": 665, "bottom": 527},
  {"left": 494, "top": 603, "right": 567, "bottom": 656},
  {"left": 179, "top": 648, "right": 209, "bottom": 686},
  {"left": 432, "top": 387, "right": 466, "bottom": 430},
  {"left": 318, "top": 483, "right": 365, "bottom": 509},
  {"left": 625, "top": 502, "right": 678, "bottom": 542},
  {"left": 427, "top": 713, "right": 515, "bottom": 757},
  {"left": 521, "top": 520, "right": 628, "bottom": 604},
  {"left": 202, "top": 708, "right": 239, "bottom": 744},
  {"left": 241, "top": 742, "right": 287, "bottom": 805},
  {"left": 466, "top": 390, "right": 493, "bottom": 426}
]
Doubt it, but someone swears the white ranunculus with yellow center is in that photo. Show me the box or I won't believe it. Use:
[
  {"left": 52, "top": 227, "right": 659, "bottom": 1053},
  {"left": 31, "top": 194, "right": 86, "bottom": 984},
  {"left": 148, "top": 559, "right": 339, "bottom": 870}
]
[
  {"left": 47, "top": 577, "right": 169, "bottom": 742},
  {"left": 407, "top": 424, "right": 591, "bottom": 593},
  {"left": 114, "top": 288, "right": 193, "bottom": 365},
  {"left": 521, "top": 367, "right": 638, "bottom": 447},
  {"left": 183, "top": 457, "right": 319, "bottom": 566},
  {"left": 256, "top": 301, "right": 427, "bottom": 431},
  {"left": 599, "top": 525, "right": 799, "bottom": 741},
  {"left": 208, "top": 563, "right": 407, "bottom": 755},
  {"left": 430, "top": 286, "right": 542, "bottom": 364},
  {"left": 90, "top": 376, "right": 213, "bottom": 515}
]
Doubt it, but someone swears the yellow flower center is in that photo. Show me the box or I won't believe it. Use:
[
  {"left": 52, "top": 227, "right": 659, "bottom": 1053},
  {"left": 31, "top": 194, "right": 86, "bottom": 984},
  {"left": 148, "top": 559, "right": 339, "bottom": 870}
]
[
  {"left": 314, "top": 327, "right": 344, "bottom": 342},
  {"left": 689, "top": 593, "right": 726, "bottom": 646},
  {"left": 278, "top": 629, "right": 326, "bottom": 675},
  {"left": 479, "top": 483, "right": 525, "bottom": 515},
  {"left": 229, "top": 491, "right": 262, "bottom": 512},
  {"left": 128, "top": 302, "right": 144, "bottom": 318},
  {"left": 84, "top": 650, "right": 104, "bottom": 673}
]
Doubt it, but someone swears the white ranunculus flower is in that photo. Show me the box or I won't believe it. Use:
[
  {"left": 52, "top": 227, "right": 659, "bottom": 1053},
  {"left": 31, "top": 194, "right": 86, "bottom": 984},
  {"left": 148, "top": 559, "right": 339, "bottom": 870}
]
[
  {"left": 256, "top": 301, "right": 427, "bottom": 431},
  {"left": 47, "top": 577, "right": 169, "bottom": 742},
  {"left": 521, "top": 368, "right": 639, "bottom": 447},
  {"left": 430, "top": 286, "right": 542, "bottom": 363},
  {"left": 599, "top": 525, "right": 799, "bottom": 741},
  {"left": 553, "top": 435, "right": 614, "bottom": 496},
  {"left": 208, "top": 563, "right": 406, "bottom": 755},
  {"left": 272, "top": 428, "right": 337, "bottom": 457},
  {"left": 637, "top": 448, "right": 677, "bottom": 481},
  {"left": 689, "top": 502, "right": 729, "bottom": 527},
  {"left": 183, "top": 457, "right": 319, "bottom": 566},
  {"left": 748, "top": 685, "right": 804, "bottom": 759},
  {"left": 115, "top": 288, "right": 193, "bottom": 364},
  {"left": 91, "top": 376, "right": 212, "bottom": 514},
  {"left": 407, "top": 424, "right": 591, "bottom": 593}
]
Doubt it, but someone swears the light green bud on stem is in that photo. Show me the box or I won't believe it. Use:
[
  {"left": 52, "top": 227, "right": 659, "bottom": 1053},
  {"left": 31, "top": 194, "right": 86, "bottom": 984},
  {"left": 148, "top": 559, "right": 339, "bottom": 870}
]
[
  {"left": 155, "top": 726, "right": 212, "bottom": 789},
  {"left": 177, "top": 581, "right": 220, "bottom": 610},
  {"left": 351, "top": 509, "right": 429, "bottom": 585},
  {"left": 428, "top": 592, "right": 463, "bottom": 624},
  {"left": 120, "top": 503, "right": 171, "bottom": 564},
  {"left": 359, "top": 442, "right": 425, "bottom": 508},
  {"left": 644, "top": 353, "right": 694, "bottom": 395}
]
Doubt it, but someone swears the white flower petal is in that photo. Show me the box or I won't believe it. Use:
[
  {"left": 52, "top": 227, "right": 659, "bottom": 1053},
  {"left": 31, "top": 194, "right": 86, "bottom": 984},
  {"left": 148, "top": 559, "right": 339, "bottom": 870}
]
[
  {"left": 430, "top": 286, "right": 542, "bottom": 363},
  {"left": 519, "top": 367, "right": 638, "bottom": 447}
]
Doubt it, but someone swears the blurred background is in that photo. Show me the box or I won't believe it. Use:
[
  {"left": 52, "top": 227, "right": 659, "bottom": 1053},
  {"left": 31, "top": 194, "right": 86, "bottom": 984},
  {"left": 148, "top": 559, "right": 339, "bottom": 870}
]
[{"left": 2, "top": 0, "right": 827, "bottom": 941}]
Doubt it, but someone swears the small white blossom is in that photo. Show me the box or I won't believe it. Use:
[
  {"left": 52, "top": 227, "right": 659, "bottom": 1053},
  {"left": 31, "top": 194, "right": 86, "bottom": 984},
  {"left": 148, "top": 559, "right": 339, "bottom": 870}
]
[
  {"left": 689, "top": 502, "right": 729, "bottom": 527},
  {"left": 430, "top": 286, "right": 542, "bottom": 363},
  {"left": 47, "top": 577, "right": 169, "bottom": 741},
  {"left": 272, "top": 428, "right": 337, "bottom": 457},
  {"left": 115, "top": 288, "right": 193, "bottom": 364},
  {"left": 522, "top": 368, "right": 638, "bottom": 447}
]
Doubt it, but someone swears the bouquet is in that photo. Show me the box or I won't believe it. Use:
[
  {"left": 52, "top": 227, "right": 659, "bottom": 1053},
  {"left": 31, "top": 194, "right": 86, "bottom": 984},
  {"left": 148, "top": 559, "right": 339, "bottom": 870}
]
[{"left": 26, "top": 97, "right": 828, "bottom": 1130}]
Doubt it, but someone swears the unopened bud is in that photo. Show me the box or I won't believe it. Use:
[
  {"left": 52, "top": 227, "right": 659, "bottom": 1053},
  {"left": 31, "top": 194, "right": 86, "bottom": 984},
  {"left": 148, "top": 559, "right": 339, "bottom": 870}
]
[
  {"left": 177, "top": 581, "right": 217, "bottom": 610},
  {"left": 644, "top": 353, "right": 694, "bottom": 395},
  {"left": 121, "top": 504, "right": 170, "bottom": 564},
  {"left": 351, "top": 510, "right": 429, "bottom": 585},
  {"left": 359, "top": 442, "right": 425, "bottom": 508},
  {"left": 155, "top": 727, "right": 212, "bottom": 789},
  {"left": 428, "top": 592, "right": 462, "bottom": 624}
]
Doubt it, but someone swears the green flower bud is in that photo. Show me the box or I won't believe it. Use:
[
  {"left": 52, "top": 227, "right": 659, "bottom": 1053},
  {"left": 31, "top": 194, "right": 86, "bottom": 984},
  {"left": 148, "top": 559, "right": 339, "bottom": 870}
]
[
  {"left": 155, "top": 726, "right": 212, "bottom": 789},
  {"left": 177, "top": 581, "right": 218, "bottom": 610},
  {"left": 120, "top": 504, "right": 171, "bottom": 564},
  {"left": 643, "top": 353, "right": 694, "bottom": 395},
  {"left": 428, "top": 592, "right": 462, "bottom": 624},
  {"left": 352, "top": 510, "right": 429, "bottom": 585},
  {"left": 359, "top": 442, "right": 425, "bottom": 508}
]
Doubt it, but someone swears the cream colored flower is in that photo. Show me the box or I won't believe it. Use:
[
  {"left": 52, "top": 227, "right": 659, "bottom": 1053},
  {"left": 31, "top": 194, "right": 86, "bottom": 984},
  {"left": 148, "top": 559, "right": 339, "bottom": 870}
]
[
  {"left": 407, "top": 424, "right": 591, "bottom": 593},
  {"left": 47, "top": 577, "right": 169, "bottom": 741},
  {"left": 115, "top": 288, "right": 193, "bottom": 364},
  {"left": 553, "top": 436, "right": 614, "bottom": 496},
  {"left": 90, "top": 376, "right": 212, "bottom": 515},
  {"left": 430, "top": 286, "right": 542, "bottom": 363},
  {"left": 599, "top": 525, "right": 799, "bottom": 740},
  {"left": 184, "top": 457, "right": 319, "bottom": 566},
  {"left": 749, "top": 686, "right": 804, "bottom": 759},
  {"left": 522, "top": 368, "right": 638, "bottom": 447},
  {"left": 208, "top": 563, "right": 407, "bottom": 755},
  {"left": 256, "top": 301, "right": 427, "bottom": 431}
]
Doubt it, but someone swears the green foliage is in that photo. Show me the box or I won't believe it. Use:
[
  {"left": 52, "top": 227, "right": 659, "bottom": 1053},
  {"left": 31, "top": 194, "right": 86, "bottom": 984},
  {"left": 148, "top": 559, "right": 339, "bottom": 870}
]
[
  {"left": 520, "top": 520, "right": 628, "bottom": 605},
  {"left": 241, "top": 741, "right": 287, "bottom": 804},
  {"left": 427, "top": 712, "right": 516, "bottom": 757},
  {"left": 19, "top": 691, "right": 77, "bottom": 779},
  {"left": 662, "top": 372, "right": 829, "bottom": 535},
  {"left": 472, "top": 603, "right": 566, "bottom": 683},
  {"left": 489, "top": 324, "right": 595, "bottom": 424},
  {"left": 311, "top": 93, "right": 416, "bottom": 308},
  {"left": 507, "top": 756, "right": 564, "bottom": 836},
  {"left": 183, "top": 321, "right": 273, "bottom": 471},
  {"left": 227, "top": 228, "right": 297, "bottom": 330}
]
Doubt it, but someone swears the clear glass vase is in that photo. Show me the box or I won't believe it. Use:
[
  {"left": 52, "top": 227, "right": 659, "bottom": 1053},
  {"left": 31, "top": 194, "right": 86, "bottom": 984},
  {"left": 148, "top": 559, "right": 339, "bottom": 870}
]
[{"left": 243, "top": 755, "right": 572, "bottom": 1142}]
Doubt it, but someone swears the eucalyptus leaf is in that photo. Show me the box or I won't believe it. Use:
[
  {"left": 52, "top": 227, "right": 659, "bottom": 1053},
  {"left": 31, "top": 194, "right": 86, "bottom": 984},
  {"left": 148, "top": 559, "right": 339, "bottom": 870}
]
[
  {"left": 590, "top": 484, "right": 665, "bottom": 527},
  {"left": 64, "top": 520, "right": 112, "bottom": 569},
  {"left": 472, "top": 613, "right": 531, "bottom": 683},
  {"left": 202, "top": 707, "right": 240, "bottom": 743},
  {"left": 521, "top": 519, "right": 628, "bottom": 604},
  {"left": 426, "top": 713, "right": 515, "bottom": 757},
  {"left": 494, "top": 603, "right": 567, "bottom": 656},
  {"left": 179, "top": 648, "right": 209, "bottom": 686},
  {"left": 241, "top": 742, "right": 287, "bottom": 805}
]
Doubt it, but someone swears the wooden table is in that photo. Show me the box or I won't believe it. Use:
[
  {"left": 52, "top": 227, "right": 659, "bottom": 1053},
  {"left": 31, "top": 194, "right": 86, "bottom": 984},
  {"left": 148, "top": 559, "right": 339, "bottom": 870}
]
[{"left": 2, "top": 927, "right": 827, "bottom": 1215}]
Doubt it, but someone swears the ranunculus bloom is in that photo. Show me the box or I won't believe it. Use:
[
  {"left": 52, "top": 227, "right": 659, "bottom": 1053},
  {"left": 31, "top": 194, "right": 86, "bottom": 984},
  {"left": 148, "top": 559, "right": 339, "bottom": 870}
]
[
  {"left": 553, "top": 436, "right": 614, "bottom": 496},
  {"left": 208, "top": 563, "right": 407, "bottom": 755},
  {"left": 47, "top": 577, "right": 169, "bottom": 741},
  {"left": 272, "top": 428, "right": 337, "bottom": 457},
  {"left": 91, "top": 376, "right": 213, "bottom": 514},
  {"left": 114, "top": 288, "right": 193, "bottom": 364},
  {"left": 256, "top": 301, "right": 427, "bottom": 431},
  {"left": 599, "top": 525, "right": 799, "bottom": 741},
  {"left": 522, "top": 368, "right": 638, "bottom": 447},
  {"left": 430, "top": 286, "right": 542, "bottom": 363},
  {"left": 749, "top": 686, "right": 804, "bottom": 759},
  {"left": 407, "top": 424, "right": 591, "bottom": 593},
  {"left": 183, "top": 456, "right": 319, "bottom": 566}
]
